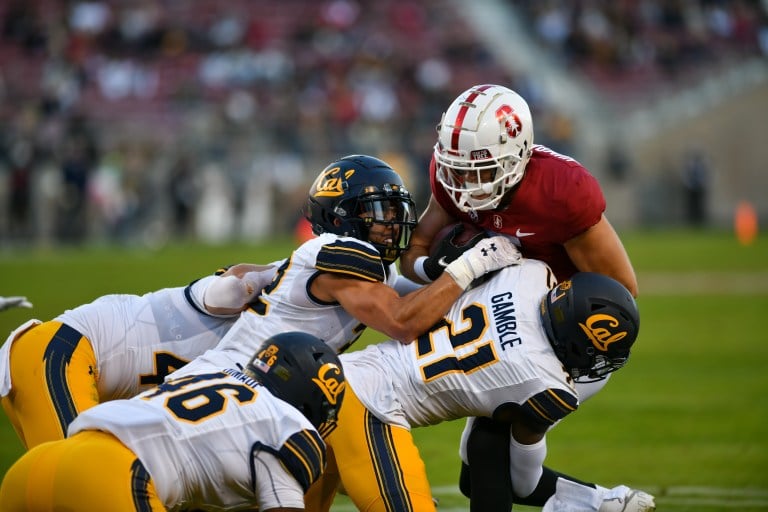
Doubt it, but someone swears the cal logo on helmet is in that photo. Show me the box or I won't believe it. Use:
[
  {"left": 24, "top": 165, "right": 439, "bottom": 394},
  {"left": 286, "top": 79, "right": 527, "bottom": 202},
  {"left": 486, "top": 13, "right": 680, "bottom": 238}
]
[
  {"left": 312, "top": 362, "right": 345, "bottom": 406},
  {"left": 579, "top": 313, "right": 628, "bottom": 352},
  {"left": 313, "top": 167, "right": 356, "bottom": 198}
]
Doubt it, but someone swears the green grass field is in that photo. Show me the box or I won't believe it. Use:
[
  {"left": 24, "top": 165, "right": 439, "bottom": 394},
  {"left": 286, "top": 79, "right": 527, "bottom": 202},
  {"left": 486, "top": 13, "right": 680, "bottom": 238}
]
[{"left": 1, "top": 229, "right": 766, "bottom": 511}]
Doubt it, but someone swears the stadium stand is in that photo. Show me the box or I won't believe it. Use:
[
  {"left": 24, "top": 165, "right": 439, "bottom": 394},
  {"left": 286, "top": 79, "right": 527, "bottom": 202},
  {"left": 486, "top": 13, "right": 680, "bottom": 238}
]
[{"left": 0, "top": 0, "right": 765, "bottom": 246}]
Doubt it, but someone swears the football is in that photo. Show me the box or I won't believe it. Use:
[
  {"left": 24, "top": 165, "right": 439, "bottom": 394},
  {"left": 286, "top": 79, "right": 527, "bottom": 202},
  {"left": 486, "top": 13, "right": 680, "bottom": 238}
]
[{"left": 429, "top": 222, "right": 486, "bottom": 256}]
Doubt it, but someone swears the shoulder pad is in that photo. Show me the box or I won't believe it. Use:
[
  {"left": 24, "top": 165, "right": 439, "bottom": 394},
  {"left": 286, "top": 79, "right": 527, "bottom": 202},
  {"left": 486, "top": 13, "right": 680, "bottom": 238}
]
[
  {"left": 520, "top": 388, "right": 578, "bottom": 428},
  {"left": 316, "top": 239, "right": 385, "bottom": 282},
  {"left": 277, "top": 429, "right": 326, "bottom": 492}
]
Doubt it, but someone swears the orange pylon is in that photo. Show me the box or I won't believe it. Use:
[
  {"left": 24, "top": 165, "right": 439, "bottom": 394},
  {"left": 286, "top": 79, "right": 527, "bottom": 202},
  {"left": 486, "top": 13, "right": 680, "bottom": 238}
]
[{"left": 735, "top": 201, "right": 758, "bottom": 246}]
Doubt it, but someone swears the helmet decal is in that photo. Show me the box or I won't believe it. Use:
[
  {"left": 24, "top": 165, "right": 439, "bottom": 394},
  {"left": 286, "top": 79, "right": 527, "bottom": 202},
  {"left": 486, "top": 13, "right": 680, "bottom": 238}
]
[
  {"left": 579, "top": 314, "right": 628, "bottom": 352},
  {"left": 471, "top": 149, "right": 492, "bottom": 160},
  {"left": 549, "top": 279, "right": 572, "bottom": 304},
  {"left": 313, "top": 167, "right": 356, "bottom": 198},
  {"left": 312, "top": 362, "right": 345, "bottom": 406},
  {"left": 495, "top": 104, "right": 523, "bottom": 139},
  {"left": 251, "top": 344, "right": 279, "bottom": 373}
]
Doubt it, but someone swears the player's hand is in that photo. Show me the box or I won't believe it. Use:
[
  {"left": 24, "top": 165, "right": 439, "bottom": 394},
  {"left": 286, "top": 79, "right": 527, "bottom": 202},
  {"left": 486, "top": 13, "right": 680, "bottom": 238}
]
[
  {"left": 423, "top": 224, "right": 486, "bottom": 280},
  {"left": 444, "top": 236, "right": 522, "bottom": 289},
  {"left": 0, "top": 296, "right": 33, "bottom": 311}
]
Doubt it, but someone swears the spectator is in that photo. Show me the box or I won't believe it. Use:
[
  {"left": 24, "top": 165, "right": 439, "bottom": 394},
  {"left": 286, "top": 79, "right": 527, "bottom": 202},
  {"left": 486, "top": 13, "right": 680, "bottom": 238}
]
[{"left": 681, "top": 148, "right": 711, "bottom": 227}]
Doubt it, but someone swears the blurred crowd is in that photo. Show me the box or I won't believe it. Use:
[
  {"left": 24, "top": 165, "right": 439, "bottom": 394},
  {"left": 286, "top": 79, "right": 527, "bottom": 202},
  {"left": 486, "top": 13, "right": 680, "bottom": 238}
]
[
  {"left": 0, "top": 0, "right": 764, "bottom": 248},
  {"left": 514, "top": 0, "right": 768, "bottom": 98}
]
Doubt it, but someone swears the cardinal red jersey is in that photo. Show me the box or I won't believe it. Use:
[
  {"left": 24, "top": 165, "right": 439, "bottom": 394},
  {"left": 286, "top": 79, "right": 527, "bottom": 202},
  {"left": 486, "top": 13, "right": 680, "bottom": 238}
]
[{"left": 430, "top": 144, "right": 605, "bottom": 281}]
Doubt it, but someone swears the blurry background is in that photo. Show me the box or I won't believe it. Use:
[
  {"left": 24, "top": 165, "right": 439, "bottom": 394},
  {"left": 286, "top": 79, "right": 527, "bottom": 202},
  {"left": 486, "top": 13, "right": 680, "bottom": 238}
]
[{"left": 0, "top": 0, "right": 766, "bottom": 249}]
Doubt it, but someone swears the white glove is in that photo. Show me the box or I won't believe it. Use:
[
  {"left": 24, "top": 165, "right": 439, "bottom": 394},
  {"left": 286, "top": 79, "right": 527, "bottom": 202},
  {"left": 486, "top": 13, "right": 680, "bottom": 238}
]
[
  {"left": 444, "top": 236, "right": 522, "bottom": 289},
  {"left": 0, "top": 296, "right": 33, "bottom": 312}
]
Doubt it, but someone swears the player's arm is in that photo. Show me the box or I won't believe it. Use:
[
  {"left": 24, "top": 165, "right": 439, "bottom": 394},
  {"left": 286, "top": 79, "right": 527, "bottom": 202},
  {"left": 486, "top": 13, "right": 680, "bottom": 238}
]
[
  {"left": 313, "top": 271, "right": 463, "bottom": 343},
  {"left": 251, "top": 449, "right": 308, "bottom": 511},
  {"left": 564, "top": 214, "right": 638, "bottom": 297},
  {"left": 203, "top": 263, "right": 279, "bottom": 316},
  {"left": 313, "top": 236, "right": 521, "bottom": 344},
  {"left": 399, "top": 195, "right": 457, "bottom": 283}
]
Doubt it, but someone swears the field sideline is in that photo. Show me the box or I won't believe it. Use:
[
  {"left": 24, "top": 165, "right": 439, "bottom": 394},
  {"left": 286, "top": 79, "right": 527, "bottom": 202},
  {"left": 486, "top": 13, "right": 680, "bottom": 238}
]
[{"left": 0, "top": 229, "right": 766, "bottom": 511}]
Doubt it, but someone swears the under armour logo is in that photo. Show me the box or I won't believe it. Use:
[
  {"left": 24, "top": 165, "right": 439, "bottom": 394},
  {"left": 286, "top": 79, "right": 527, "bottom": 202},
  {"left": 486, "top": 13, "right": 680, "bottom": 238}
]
[{"left": 480, "top": 243, "right": 497, "bottom": 256}]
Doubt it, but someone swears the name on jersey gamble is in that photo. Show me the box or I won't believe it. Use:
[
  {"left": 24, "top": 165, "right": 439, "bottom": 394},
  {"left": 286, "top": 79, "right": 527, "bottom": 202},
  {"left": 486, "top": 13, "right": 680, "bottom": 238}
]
[{"left": 491, "top": 292, "right": 520, "bottom": 350}]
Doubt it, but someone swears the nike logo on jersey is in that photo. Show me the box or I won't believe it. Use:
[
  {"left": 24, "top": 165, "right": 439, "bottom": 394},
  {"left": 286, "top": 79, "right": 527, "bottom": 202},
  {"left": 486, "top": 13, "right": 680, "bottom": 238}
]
[
  {"left": 515, "top": 229, "right": 535, "bottom": 238},
  {"left": 438, "top": 256, "right": 450, "bottom": 267}
]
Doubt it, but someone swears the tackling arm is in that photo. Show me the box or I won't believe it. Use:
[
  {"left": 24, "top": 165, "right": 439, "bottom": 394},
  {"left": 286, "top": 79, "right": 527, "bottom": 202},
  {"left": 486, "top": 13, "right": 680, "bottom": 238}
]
[
  {"left": 203, "top": 263, "right": 278, "bottom": 316},
  {"left": 314, "top": 236, "right": 521, "bottom": 343},
  {"left": 564, "top": 214, "right": 638, "bottom": 297},
  {"left": 312, "top": 270, "right": 464, "bottom": 344},
  {"left": 399, "top": 195, "right": 457, "bottom": 284}
]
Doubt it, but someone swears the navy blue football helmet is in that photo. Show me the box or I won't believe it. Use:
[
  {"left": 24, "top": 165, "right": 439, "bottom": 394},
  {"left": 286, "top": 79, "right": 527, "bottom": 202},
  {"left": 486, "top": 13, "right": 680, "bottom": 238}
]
[
  {"left": 540, "top": 272, "right": 640, "bottom": 382},
  {"left": 304, "top": 155, "right": 417, "bottom": 264},
  {"left": 246, "top": 332, "right": 345, "bottom": 429}
]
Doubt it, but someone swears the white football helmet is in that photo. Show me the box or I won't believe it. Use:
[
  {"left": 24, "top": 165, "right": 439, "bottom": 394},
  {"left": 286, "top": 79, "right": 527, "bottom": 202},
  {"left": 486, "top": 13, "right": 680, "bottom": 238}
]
[{"left": 434, "top": 84, "right": 534, "bottom": 212}]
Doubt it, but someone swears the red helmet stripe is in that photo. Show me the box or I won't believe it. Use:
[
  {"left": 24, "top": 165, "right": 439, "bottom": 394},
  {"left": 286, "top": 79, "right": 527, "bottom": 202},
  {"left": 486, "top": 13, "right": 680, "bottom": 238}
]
[{"left": 450, "top": 84, "right": 494, "bottom": 150}]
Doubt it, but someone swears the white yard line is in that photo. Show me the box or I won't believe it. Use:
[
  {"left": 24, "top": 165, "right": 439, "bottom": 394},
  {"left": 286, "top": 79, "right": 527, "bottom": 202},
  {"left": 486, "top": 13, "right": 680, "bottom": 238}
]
[{"left": 332, "top": 485, "right": 768, "bottom": 510}]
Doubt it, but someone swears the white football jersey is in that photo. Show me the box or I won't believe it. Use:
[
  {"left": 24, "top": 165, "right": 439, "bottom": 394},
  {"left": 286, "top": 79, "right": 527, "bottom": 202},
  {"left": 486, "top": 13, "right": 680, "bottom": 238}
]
[
  {"left": 341, "top": 260, "right": 579, "bottom": 429},
  {"left": 69, "top": 368, "right": 325, "bottom": 511},
  {"left": 52, "top": 275, "right": 236, "bottom": 400},
  {"left": 173, "top": 233, "right": 399, "bottom": 377}
]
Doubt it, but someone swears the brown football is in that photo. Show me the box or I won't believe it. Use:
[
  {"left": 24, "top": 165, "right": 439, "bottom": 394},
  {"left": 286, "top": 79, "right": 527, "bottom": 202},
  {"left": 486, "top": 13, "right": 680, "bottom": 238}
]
[{"left": 430, "top": 222, "right": 486, "bottom": 256}]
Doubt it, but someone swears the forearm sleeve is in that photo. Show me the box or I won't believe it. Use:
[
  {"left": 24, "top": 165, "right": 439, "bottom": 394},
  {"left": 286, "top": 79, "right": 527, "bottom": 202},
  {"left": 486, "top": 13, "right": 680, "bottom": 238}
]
[{"left": 203, "top": 275, "right": 256, "bottom": 311}]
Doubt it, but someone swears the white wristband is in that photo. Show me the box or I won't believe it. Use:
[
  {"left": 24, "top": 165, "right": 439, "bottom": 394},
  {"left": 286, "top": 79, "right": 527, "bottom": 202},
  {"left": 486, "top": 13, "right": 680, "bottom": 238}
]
[
  {"left": 413, "top": 256, "right": 434, "bottom": 283},
  {"left": 444, "top": 258, "right": 474, "bottom": 290}
]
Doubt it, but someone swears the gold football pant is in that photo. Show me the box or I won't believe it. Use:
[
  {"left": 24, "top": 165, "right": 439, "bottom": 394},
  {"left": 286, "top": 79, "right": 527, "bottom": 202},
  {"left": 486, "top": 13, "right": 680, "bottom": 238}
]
[
  {"left": 0, "top": 430, "right": 165, "bottom": 511},
  {"left": 305, "top": 385, "right": 436, "bottom": 512},
  {"left": 1, "top": 320, "right": 99, "bottom": 449}
]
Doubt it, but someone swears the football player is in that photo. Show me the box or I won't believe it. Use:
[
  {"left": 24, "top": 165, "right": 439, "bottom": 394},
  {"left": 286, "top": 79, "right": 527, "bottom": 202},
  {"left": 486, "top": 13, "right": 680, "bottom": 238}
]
[
  {"left": 399, "top": 84, "right": 649, "bottom": 510},
  {"left": 0, "top": 262, "right": 276, "bottom": 449},
  {"left": 0, "top": 331, "right": 345, "bottom": 511},
  {"left": 304, "top": 268, "right": 652, "bottom": 512},
  {"left": 170, "top": 154, "right": 522, "bottom": 380},
  {"left": 402, "top": 84, "right": 637, "bottom": 294}
]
